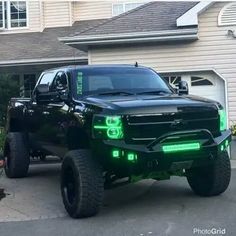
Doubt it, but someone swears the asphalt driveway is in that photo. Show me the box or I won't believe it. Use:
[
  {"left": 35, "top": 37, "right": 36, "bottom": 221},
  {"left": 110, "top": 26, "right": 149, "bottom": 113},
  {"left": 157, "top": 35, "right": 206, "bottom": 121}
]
[{"left": 0, "top": 160, "right": 236, "bottom": 236}]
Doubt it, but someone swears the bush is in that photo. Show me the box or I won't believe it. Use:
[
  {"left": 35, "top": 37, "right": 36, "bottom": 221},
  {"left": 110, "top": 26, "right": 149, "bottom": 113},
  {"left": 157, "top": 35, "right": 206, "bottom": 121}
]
[
  {"left": 0, "top": 74, "right": 19, "bottom": 127},
  {"left": 0, "top": 129, "right": 5, "bottom": 152},
  {"left": 231, "top": 123, "right": 236, "bottom": 136}
]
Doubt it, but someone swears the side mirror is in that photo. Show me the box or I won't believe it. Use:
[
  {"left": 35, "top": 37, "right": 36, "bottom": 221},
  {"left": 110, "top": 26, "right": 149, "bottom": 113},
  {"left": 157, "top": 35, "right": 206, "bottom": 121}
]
[
  {"left": 178, "top": 81, "right": 189, "bottom": 95},
  {"left": 35, "top": 84, "right": 58, "bottom": 104},
  {"left": 36, "top": 84, "right": 50, "bottom": 94},
  {"left": 35, "top": 84, "right": 68, "bottom": 104}
]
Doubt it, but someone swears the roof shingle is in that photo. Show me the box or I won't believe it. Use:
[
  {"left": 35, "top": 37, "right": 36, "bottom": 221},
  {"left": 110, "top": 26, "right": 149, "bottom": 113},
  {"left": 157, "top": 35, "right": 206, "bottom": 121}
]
[
  {"left": 73, "top": 1, "right": 198, "bottom": 37},
  {"left": 0, "top": 19, "right": 106, "bottom": 64}
]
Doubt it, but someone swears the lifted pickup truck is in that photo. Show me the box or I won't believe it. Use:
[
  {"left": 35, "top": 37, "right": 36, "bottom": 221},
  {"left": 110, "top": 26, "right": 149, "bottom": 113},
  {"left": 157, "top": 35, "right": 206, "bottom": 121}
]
[{"left": 3, "top": 65, "right": 231, "bottom": 218}]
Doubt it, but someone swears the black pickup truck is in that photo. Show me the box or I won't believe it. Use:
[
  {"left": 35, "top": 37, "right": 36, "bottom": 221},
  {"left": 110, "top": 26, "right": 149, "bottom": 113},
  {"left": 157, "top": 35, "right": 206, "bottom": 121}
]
[{"left": 3, "top": 65, "right": 231, "bottom": 218}]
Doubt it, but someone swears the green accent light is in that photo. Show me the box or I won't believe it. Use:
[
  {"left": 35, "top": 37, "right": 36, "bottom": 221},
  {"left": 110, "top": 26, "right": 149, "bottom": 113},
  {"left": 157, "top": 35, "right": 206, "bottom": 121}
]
[
  {"left": 127, "top": 153, "right": 137, "bottom": 162},
  {"left": 94, "top": 125, "right": 109, "bottom": 129},
  {"left": 112, "top": 150, "right": 120, "bottom": 158},
  {"left": 225, "top": 140, "right": 229, "bottom": 147},
  {"left": 221, "top": 144, "right": 224, "bottom": 151},
  {"left": 77, "top": 72, "right": 83, "bottom": 95},
  {"left": 162, "top": 142, "right": 200, "bottom": 153},
  {"left": 219, "top": 109, "right": 227, "bottom": 132}
]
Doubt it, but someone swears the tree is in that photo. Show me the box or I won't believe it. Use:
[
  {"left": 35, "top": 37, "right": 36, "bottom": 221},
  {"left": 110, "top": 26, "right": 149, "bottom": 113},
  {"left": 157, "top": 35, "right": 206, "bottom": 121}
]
[{"left": 0, "top": 74, "right": 20, "bottom": 127}]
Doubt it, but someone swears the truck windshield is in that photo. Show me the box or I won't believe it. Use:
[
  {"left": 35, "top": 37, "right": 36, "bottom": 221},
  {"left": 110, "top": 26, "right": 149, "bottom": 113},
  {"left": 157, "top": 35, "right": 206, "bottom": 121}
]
[{"left": 74, "top": 67, "right": 172, "bottom": 97}]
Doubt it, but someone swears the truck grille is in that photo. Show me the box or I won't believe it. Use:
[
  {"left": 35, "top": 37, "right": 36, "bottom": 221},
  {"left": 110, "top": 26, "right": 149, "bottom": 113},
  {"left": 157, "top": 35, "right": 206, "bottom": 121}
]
[{"left": 124, "top": 109, "right": 219, "bottom": 144}]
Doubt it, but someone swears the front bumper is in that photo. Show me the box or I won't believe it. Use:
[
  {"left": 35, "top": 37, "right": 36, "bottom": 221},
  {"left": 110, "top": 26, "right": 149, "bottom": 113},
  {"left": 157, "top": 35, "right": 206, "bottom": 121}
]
[{"left": 93, "top": 129, "right": 231, "bottom": 173}]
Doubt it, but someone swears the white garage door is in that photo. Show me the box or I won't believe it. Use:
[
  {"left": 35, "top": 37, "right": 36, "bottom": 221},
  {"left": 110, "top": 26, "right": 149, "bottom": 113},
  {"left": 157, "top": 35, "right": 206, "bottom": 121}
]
[{"left": 163, "top": 72, "right": 226, "bottom": 109}]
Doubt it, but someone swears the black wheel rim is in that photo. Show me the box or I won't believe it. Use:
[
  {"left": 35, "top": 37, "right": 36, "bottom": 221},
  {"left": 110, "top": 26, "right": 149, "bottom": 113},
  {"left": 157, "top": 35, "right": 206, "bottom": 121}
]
[{"left": 63, "top": 166, "right": 78, "bottom": 206}]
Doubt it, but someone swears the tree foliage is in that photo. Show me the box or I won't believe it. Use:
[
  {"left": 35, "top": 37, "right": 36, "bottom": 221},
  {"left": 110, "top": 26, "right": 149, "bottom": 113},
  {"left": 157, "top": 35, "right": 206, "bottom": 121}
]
[{"left": 0, "top": 74, "right": 20, "bottom": 127}]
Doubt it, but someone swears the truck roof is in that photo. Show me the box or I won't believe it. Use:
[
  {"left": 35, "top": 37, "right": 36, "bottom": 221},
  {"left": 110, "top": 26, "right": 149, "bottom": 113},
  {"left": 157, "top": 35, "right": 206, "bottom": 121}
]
[{"left": 43, "top": 64, "right": 149, "bottom": 73}]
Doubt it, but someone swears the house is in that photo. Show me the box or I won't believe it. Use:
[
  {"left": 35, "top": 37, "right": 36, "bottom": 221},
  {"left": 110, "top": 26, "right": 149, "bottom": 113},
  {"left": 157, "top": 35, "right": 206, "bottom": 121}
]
[
  {"left": 60, "top": 1, "right": 236, "bottom": 126},
  {"left": 0, "top": 1, "right": 147, "bottom": 96},
  {"left": 1, "top": 1, "right": 236, "bottom": 126}
]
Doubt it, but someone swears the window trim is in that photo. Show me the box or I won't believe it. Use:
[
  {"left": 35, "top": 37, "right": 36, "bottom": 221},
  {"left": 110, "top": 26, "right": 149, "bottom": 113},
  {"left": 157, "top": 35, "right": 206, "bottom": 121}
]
[{"left": 1, "top": 0, "right": 29, "bottom": 30}]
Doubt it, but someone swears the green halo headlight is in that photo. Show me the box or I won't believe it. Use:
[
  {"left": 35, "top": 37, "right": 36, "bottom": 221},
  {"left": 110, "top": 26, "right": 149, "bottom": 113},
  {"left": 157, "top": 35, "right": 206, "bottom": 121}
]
[
  {"left": 219, "top": 109, "right": 227, "bottom": 132},
  {"left": 106, "top": 116, "right": 121, "bottom": 127},
  {"left": 93, "top": 115, "right": 124, "bottom": 139},
  {"left": 107, "top": 127, "right": 123, "bottom": 139}
]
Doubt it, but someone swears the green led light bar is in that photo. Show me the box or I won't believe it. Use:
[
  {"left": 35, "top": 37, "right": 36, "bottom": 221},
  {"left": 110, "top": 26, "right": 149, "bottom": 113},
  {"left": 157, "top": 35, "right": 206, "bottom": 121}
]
[
  {"left": 162, "top": 142, "right": 200, "bottom": 153},
  {"left": 219, "top": 109, "right": 227, "bottom": 132}
]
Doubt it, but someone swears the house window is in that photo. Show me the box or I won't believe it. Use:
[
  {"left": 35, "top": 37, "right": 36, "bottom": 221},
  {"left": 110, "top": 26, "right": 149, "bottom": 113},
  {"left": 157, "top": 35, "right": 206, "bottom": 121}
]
[
  {"left": 191, "top": 77, "right": 213, "bottom": 86},
  {"left": 0, "top": 1, "right": 27, "bottom": 29},
  {"left": 0, "top": 1, "right": 4, "bottom": 28},
  {"left": 112, "top": 2, "right": 146, "bottom": 16}
]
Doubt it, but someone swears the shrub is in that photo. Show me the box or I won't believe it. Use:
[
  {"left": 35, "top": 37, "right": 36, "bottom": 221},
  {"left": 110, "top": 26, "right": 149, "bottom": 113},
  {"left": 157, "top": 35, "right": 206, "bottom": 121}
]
[
  {"left": 231, "top": 122, "right": 236, "bottom": 136},
  {"left": 0, "top": 129, "right": 5, "bottom": 152}
]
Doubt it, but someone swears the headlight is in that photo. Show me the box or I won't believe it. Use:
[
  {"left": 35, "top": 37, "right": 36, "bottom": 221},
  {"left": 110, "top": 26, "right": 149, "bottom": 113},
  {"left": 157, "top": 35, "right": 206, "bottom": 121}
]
[
  {"left": 219, "top": 109, "right": 227, "bottom": 132},
  {"left": 93, "top": 115, "right": 124, "bottom": 139}
]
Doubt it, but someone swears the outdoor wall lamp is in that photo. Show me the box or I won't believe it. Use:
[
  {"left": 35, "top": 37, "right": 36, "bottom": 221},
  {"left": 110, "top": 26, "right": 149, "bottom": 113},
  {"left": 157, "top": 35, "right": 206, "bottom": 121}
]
[{"left": 227, "top": 29, "right": 236, "bottom": 39}]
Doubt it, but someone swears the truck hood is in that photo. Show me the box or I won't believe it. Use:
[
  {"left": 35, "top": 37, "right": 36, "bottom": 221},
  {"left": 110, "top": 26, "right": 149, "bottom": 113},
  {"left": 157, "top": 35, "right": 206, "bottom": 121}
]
[{"left": 82, "top": 94, "right": 220, "bottom": 114}]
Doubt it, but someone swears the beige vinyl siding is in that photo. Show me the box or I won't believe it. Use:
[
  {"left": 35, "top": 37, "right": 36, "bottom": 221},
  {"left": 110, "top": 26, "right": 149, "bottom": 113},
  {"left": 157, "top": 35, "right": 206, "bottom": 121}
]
[
  {"left": 73, "top": 1, "right": 113, "bottom": 21},
  {"left": 89, "top": 2, "right": 236, "bottom": 122},
  {"left": 0, "top": 1, "right": 41, "bottom": 34},
  {"left": 43, "top": 2, "right": 71, "bottom": 28},
  {"left": 28, "top": 1, "right": 41, "bottom": 31}
]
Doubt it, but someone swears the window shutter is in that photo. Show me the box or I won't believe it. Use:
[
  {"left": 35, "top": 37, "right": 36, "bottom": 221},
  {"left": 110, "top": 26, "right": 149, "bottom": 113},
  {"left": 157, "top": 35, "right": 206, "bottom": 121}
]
[{"left": 218, "top": 3, "right": 236, "bottom": 26}]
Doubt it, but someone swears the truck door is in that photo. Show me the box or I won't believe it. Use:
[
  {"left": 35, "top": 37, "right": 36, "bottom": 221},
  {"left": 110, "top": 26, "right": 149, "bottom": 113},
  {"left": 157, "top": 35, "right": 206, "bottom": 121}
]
[
  {"left": 41, "top": 71, "right": 71, "bottom": 157},
  {"left": 28, "top": 71, "right": 71, "bottom": 157}
]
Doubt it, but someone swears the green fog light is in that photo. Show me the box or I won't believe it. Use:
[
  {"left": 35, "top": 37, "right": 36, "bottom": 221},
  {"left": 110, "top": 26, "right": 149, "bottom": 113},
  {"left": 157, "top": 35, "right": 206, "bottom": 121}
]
[
  {"left": 127, "top": 153, "right": 137, "bottom": 162},
  {"left": 219, "top": 109, "right": 227, "bottom": 132},
  {"left": 112, "top": 150, "right": 120, "bottom": 158}
]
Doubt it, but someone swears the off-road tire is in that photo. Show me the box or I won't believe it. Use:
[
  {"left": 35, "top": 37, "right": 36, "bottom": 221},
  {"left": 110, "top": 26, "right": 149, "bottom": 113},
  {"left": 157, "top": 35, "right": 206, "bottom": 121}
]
[
  {"left": 186, "top": 150, "right": 231, "bottom": 196},
  {"left": 61, "top": 150, "right": 104, "bottom": 218},
  {"left": 4, "top": 132, "right": 30, "bottom": 178}
]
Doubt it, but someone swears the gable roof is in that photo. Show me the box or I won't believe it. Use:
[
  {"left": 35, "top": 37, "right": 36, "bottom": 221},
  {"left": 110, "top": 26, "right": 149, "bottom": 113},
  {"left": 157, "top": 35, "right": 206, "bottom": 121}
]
[
  {"left": 0, "top": 19, "right": 106, "bottom": 68},
  {"left": 60, "top": 1, "right": 200, "bottom": 51}
]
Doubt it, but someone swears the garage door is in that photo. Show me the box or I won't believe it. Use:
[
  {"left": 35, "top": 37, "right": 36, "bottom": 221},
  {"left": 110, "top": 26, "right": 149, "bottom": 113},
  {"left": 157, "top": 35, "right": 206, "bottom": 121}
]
[{"left": 162, "top": 72, "right": 226, "bottom": 109}]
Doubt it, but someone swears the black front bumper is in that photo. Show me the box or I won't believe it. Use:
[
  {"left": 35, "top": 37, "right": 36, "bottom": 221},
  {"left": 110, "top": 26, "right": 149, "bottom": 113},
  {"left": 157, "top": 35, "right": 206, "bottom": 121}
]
[{"left": 93, "top": 129, "right": 231, "bottom": 174}]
